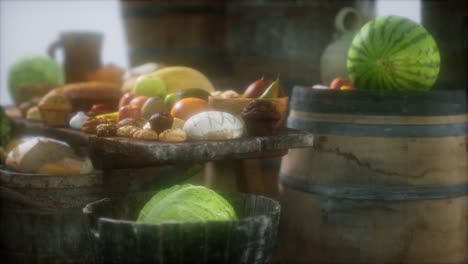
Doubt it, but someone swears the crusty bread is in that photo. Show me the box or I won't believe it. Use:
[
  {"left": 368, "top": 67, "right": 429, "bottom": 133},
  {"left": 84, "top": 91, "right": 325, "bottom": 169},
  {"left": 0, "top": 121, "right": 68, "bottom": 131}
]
[
  {"left": 5, "top": 137, "right": 75, "bottom": 173},
  {"left": 38, "top": 89, "right": 72, "bottom": 126},
  {"left": 59, "top": 82, "right": 122, "bottom": 112},
  {"left": 37, "top": 157, "right": 93, "bottom": 175},
  {"left": 183, "top": 111, "right": 244, "bottom": 140}
]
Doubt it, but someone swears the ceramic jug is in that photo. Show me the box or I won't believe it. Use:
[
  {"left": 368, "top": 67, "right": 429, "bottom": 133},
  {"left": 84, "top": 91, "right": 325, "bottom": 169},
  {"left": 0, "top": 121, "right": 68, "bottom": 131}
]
[
  {"left": 320, "top": 7, "right": 362, "bottom": 85},
  {"left": 48, "top": 31, "right": 103, "bottom": 83}
]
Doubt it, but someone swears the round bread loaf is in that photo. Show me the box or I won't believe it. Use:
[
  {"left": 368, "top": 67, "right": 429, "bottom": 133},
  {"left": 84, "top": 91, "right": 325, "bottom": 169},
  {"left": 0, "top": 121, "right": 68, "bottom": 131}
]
[
  {"left": 59, "top": 82, "right": 122, "bottom": 112},
  {"left": 183, "top": 111, "right": 244, "bottom": 140}
]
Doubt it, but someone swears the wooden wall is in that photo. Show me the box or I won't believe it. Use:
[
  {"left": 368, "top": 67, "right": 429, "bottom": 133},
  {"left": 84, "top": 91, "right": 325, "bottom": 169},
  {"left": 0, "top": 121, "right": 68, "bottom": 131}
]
[
  {"left": 224, "top": 0, "right": 371, "bottom": 92},
  {"left": 121, "top": 0, "right": 227, "bottom": 75},
  {"left": 120, "top": 0, "right": 373, "bottom": 94},
  {"left": 422, "top": 0, "right": 468, "bottom": 89},
  {"left": 120, "top": 0, "right": 468, "bottom": 92}
]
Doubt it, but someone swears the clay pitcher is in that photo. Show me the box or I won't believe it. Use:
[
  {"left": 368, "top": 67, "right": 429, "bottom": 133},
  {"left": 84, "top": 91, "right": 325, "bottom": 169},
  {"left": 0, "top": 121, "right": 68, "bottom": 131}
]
[
  {"left": 320, "top": 7, "right": 362, "bottom": 85},
  {"left": 48, "top": 31, "right": 103, "bottom": 83}
]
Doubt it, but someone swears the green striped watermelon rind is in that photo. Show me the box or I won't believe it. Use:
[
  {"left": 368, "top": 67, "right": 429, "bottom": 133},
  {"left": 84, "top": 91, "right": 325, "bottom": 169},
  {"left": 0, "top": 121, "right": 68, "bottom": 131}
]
[{"left": 347, "top": 15, "right": 440, "bottom": 91}]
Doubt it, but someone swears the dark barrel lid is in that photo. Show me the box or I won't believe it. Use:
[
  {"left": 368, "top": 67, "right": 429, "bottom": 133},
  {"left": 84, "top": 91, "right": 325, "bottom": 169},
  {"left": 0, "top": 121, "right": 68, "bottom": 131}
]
[{"left": 291, "top": 86, "right": 468, "bottom": 116}]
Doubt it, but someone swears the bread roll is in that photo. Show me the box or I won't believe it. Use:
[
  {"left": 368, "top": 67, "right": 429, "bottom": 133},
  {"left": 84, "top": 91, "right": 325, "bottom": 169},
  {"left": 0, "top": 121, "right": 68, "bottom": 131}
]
[
  {"left": 159, "top": 128, "right": 187, "bottom": 142},
  {"left": 183, "top": 111, "right": 244, "bottom": 140},
  {"left": 59, "top": 82, "right": 122, "bottom": 112},
  {"left": 5, "top": 137, "right": 75, "bottom": 173},
  {"left": 38, "top": 89, "right": 72, "bottom": 126},
  {"left": 37, "top": 157, "right": 93, "bottom": 175}
]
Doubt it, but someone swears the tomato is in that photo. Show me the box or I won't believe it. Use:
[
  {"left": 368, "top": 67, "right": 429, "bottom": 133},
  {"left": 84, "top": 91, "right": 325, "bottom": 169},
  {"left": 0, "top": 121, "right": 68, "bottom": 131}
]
[{"left": 170, "top": 97, "right": 210, "bottom": 120}]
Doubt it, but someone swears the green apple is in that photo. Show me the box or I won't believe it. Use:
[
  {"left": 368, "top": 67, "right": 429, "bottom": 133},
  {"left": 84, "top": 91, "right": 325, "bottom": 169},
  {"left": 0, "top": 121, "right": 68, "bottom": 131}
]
[{"left": 133, "top": 74, "right": 167, "bottom": 99}]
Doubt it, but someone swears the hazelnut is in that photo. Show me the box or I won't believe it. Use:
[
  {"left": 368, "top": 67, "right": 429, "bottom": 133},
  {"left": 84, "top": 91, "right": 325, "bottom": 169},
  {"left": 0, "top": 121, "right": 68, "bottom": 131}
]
[
  {"left": 132, "top": 129, "right": 158, "bottom": 141},
  {"left": 159, "top": 128, "right": 187, "bottom": 142},
  {"left": 148, "top": 112, "right": 173, "bottom": 134},
  {"left": 116, "top": 125, "right": 140, "bottom": 137},
  {"left": 118, "top": 117, "right": 146, "bottom": 128}
]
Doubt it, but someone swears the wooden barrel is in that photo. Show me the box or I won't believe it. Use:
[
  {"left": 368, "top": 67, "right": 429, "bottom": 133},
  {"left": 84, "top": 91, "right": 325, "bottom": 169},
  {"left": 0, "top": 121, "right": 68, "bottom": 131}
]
[{"left": 278, "top": 87, "right": 468, "bottom": 263}]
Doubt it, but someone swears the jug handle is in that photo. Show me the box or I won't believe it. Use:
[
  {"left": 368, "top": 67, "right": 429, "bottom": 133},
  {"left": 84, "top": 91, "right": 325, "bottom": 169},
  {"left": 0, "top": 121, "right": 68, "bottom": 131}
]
[
  {"left": 47, "top": 39, "right": 62, "bottom": 61},
  {"left": 335, "top": 7, "right": 362, "bottom": 34}
]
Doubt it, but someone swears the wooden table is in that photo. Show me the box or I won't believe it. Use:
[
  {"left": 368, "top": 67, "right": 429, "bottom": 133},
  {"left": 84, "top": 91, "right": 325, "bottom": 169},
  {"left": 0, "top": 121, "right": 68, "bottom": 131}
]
[{"left": 8, "top": 117, "right": 314, "bottom": 195}]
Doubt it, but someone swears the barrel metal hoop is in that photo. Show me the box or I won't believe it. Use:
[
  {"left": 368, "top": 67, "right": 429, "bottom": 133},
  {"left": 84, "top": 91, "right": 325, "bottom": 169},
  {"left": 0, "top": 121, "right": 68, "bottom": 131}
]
[
  {"left": 279, "top": 173, "right": 468, "bottom": 201},
  {"left": 287, "top": 117, "right": 468, "bottom": 137},
  {"left": 289, "top": 111, "right": 468, "bottom": 125}
]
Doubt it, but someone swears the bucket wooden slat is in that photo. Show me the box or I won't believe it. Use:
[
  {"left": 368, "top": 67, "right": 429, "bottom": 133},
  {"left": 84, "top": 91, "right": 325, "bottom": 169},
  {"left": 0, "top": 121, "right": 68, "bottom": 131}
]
[
  {"left": 278, "top": 87, "right": 468, "bottom": 264},
  {"left": 0, "top": 169, "right": 104, "bottom": 263}
]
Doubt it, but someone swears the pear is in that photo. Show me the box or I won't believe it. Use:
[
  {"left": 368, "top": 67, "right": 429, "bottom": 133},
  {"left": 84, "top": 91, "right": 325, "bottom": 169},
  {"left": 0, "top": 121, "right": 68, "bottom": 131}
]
[
  {"left": 243, "top": 75, "right": 273, "bottom": 98},
  {"left": 258, "top": 77, "right": 281, "bottom": 98}
]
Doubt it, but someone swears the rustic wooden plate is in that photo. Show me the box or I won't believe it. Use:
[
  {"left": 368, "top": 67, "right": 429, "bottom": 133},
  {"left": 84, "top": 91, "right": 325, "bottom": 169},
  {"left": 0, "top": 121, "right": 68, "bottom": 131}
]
[
  {"left": 8, "top": 117, "right": 314, "bottom": 170},
  {"left": 88, "top": 128, "right": 314, "bottom": 169}
]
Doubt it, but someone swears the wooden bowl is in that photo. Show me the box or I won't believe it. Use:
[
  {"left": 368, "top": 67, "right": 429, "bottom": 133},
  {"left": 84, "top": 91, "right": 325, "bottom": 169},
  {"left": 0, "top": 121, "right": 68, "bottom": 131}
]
[
  {"left": 83, "top": 191, "right": 281, "bottom": 264},
  {"left": 208, "top": 96, "right": 289, "bottom": 128},
  {"left": 13, "top": 83, "right": 58, "bottom": 105}
]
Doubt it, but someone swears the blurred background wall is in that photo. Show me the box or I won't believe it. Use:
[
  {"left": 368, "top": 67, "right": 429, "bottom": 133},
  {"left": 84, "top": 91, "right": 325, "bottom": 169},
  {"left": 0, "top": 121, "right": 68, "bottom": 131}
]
[
  {"left": 1, "top": 0, "right": 466, "bottom": 105},
  {"left": 0, "top": 0, "right": 129, "bottom": 105},
  {"left": 120, "top": 0, "right": 377, "bottom": 92}
]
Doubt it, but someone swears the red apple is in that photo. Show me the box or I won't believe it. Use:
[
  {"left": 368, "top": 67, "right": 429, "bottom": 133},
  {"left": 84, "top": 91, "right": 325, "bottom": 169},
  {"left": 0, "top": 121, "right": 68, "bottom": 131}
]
[
  {"left": 329, "top": 77, "right": 353, "bottom": 90},
  {"left": 243, "top": 76, "right": 272, "bottom": 98},
  {"left": 118, "top": 92, "right": 135, "bottom": 109},
  {"left": 243, "top": 75, "right": 286, "bottom": 98},
  {"left": 118, "top": 105, "right": 141, "bottom": 121},
  {"left": 129, "top": 96, "right": 149, "bottom": 111},
  {"left": 88, "top": 103, "right": 113, "bottom": 116}
]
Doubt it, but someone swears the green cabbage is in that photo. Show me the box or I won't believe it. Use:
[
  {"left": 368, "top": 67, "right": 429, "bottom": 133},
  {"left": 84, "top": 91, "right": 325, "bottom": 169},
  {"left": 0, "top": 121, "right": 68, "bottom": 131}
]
[
  {"left": 138, "top": 184, "right": 237, "bottom": 224},
  {"left": 0, "top": 106, "right": 11, "bottom": 147},
  {"left": 8, "top": 55, "right": 64, "bottom": 99}
]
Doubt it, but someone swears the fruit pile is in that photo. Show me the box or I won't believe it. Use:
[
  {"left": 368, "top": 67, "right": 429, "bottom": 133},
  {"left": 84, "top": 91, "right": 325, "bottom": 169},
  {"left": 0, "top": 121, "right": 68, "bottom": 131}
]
[
  {"left": 13, "top": 61, "right": 288, "bottom": 142},
  {"left": 75, "top": 69, "right": 287, "bottom": 141}
]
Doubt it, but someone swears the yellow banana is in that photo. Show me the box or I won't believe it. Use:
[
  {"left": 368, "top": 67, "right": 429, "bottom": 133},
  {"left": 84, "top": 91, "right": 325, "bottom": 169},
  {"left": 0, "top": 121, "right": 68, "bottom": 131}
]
[
  {"left": 96, "top": 112, "right": 119, "bottom": 122},
  {"left": 150, "top": 66, "right": 215, "bottom": 93}
]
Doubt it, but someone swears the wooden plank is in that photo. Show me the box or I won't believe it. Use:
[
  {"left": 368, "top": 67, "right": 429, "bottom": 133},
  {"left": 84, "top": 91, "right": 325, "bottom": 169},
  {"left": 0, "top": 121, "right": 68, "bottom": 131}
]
[
  {"left": 7, "top": 117, "right": 314, "bottom": 170},
  {"left": 88, "top": 128, "right": 313, "bottom": 169}
]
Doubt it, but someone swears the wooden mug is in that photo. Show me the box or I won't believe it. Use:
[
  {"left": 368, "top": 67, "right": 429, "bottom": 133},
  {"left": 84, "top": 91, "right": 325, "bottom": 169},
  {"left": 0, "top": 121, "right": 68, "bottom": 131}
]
[{"left": 48, "top": 31, "right": 103, "bottom": 83}]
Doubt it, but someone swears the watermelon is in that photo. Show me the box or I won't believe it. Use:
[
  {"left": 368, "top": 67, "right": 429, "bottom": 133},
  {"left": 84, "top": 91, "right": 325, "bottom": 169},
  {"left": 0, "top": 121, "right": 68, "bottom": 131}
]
[{"left": 347, "top": 16, "right": 440, "bottom": 91}]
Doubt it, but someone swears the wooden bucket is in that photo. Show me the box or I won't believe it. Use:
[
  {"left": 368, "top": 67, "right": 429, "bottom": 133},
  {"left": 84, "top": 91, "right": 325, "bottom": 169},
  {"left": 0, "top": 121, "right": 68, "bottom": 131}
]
[
  {"left": 278, "top": 87, "right": 468, "bottom": 263},
  {"left": 0, "top": 168, "right": 104, "bottom": 263},
  {"left": 83, "top": 191, "right": 280, "bottom": 264}
]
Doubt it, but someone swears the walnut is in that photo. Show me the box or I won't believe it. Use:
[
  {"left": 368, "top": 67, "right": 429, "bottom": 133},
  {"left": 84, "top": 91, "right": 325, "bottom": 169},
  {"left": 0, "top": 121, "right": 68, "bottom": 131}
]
[
  {"left": 96, "top": 123, "right": 117, "bottom": 137},
  {"left": 220, "top": 90, "right": 240, "bottom": 99},
  {"left": 148, "top": 112, "right": 173, "bottom": 134},
  {"left": 81, "top": 117, "right": 114, "bottom": 134},
  {"left": 117, "top": 117, "right": 146, "bottom": 128},
  {"left": 132, "top": 129, "right": 158, "bottom": 141},
  {"left": 116, "top": 125, "right": 140, "bottom": 137},
  {"left": 158, "top": 128, "right": 187, "bottom": 142},
  {"left": 171, "top": 118, "right": 185, "bottom": 129}
]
